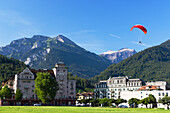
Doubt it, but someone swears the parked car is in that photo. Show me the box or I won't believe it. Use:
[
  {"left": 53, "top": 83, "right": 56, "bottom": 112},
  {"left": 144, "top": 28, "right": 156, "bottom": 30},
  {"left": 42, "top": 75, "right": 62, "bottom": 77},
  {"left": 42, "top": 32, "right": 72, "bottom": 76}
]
[{"left": 34, "top": 103, "right": 42, "bottom": 106}]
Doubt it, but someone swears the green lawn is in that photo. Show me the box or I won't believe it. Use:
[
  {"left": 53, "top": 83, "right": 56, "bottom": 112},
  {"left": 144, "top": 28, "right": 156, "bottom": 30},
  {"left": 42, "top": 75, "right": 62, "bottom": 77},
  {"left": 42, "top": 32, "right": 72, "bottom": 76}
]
[{"left": 0, "top": 106, "right": 169, "bottom": 113}]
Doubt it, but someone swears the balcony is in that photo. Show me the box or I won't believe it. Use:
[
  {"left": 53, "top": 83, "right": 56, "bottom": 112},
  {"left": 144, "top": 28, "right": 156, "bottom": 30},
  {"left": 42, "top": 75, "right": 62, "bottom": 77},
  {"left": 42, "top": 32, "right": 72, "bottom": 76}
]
[
  {"left": 70, "top": 88, "right": 74, "bottom": 91},
  {"left": 59, "top": 77, "right": 64, "bottom": 81},
  {"left": 24, "top": 86, "right": 29, "bottom": 89}
]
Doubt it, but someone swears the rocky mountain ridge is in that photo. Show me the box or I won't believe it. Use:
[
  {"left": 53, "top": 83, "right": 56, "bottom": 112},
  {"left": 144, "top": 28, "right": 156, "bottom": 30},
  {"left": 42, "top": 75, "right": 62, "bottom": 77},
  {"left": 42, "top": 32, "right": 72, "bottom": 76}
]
[
  {"left": 0, "top": 35, "right": 111, "bottom": 78},
  {"left": 100, "top": 48, "right": 137, "bottom": 63}
]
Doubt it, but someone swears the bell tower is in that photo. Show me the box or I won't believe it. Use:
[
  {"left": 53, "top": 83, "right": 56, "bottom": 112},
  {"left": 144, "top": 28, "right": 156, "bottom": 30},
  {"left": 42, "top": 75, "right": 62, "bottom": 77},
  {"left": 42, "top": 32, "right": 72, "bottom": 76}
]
[{"left": 52, "top": 61, "right": 68, "bottom": 99}]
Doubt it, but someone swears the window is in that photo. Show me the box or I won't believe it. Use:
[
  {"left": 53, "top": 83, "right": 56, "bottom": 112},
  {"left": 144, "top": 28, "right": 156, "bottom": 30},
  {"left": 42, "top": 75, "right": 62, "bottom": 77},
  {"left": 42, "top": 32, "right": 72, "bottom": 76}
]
[
  {"left": 162, "top": 93, "right": 164, "bottom": 96},
  {"left": 159, "top": 93, "right": 161, "bottom": 96},
  {"left": 166, "top": 92, "right": 168, "bottom": 96},
  {"left": 23, "top": 81, "right": 31, "bottom": 83}
]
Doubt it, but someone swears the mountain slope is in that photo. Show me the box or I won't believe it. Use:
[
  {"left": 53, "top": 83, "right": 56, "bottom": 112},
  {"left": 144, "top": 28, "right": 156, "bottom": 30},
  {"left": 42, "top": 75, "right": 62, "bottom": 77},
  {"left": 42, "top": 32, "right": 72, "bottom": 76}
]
[
  {"left": 100, "top": 48, "right": 137, "bottom": 63},
  {"left": 0, "top": 35, "right": 111, "bottom": 78},
  {"left": 91, "top": 39, "right": 170, "bottom": 84},
  {"left": 0, "top": 54, "right": 28, "bottom": 83}
]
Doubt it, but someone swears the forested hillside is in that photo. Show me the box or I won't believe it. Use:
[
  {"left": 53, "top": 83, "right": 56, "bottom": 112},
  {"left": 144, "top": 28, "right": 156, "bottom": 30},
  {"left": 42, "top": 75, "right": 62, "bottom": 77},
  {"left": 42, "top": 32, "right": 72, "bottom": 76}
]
[
  {"left": 91, "top": 40, "right": 170, "bottom": 84},
  {"left": 0, "top": 54, "right": 28, "bottom": 83}
]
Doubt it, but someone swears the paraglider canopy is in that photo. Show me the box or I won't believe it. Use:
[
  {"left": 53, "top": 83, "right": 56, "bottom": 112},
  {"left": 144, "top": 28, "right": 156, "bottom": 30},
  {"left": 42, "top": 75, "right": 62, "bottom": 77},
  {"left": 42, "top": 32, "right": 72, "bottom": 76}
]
[{"left": 130, "top": 24, "right": 147, "bottom": 34}]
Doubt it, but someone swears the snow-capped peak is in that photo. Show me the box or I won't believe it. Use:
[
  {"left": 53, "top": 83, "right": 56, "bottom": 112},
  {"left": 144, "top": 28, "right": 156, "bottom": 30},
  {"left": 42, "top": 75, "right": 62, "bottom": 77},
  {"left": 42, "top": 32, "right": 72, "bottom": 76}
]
[
  {"left": 101, "top": 48, "right": 135, "bottom": 55},
  {"left": 100, "top": 48, "right": 137, "bottom": 63}
]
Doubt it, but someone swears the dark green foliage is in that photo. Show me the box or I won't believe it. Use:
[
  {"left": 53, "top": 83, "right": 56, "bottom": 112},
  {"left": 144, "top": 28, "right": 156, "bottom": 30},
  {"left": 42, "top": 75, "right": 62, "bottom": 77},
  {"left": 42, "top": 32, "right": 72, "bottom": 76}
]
[
  {"left": 0, "top": 85, "right": 12, "bottom": 99},
  {"left": 34, "top": 72, "right": 59, "bottom": 104},
  {"left": 35, "top": 46, "right": 111, "bottom": 79},
  {"left": 158, "top": 95, "right": 170, "bottom": 106},
  {"left": 109, "top": 99, "right": 116, "bottom": 107},
  {"left": 91, "top": 40, "right": 170, "bottom": 84},
  {"left": 148, "top": 94, "right": 157, "bottom": 108},
  {"left": 68, "top": 73, "right": 94, "bottom": 93},
  {"left": 114, "top": 98, "right": 127, "bottom": 108},
  {"left": 140, "top": 95, "right": 157, "bottom": 108},
  {"left": 99, "top": 98, "right": 110, "bottom": 107},
  {"left": 89, "top": 98, "right": 100, "bottom": 107},
  {"left": 80, "top": 99, "right": 90, "bottom": 106},
  {"left": 140, "top": 97, "right": 150, "bottom": 108},
  {"left": 128, "top": 98, "right": 140, "bottom": 108},
  {"left": 15, "top": 89, "right": 23, "bottom": 100},
  {"left": 0, "top": 54, "right": 27, "bottom": 83}
]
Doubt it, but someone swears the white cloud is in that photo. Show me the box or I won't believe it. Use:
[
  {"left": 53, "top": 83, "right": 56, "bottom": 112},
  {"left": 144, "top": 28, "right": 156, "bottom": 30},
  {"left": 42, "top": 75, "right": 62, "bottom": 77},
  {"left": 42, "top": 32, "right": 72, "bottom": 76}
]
[{"left": 109, "top": 34, "right": 121, "bottom": 39}]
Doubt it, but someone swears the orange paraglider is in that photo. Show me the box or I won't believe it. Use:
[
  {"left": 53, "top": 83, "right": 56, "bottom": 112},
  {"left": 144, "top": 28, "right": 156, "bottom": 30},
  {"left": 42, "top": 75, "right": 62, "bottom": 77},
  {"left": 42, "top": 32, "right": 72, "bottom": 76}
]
[{"left": 131, "top": 24, "right": 147, "bottom": 44}]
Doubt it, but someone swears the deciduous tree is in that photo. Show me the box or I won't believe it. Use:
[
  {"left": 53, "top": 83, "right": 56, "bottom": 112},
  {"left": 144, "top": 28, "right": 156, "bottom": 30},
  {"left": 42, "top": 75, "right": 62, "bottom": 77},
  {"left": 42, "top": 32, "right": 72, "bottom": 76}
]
[
  {"left": 34, "top": 72, "right": 59, "bottom": 104},
  {"left": 159, "top": 95, "right": 170, "bottom": 109},
  {"left": 0, "top": 85, "right": 12, "bottom": 99},
  {"left": 128, "top": 98, "right": 140, "bottom": 108},
  {"left": 115, "top": 98, "right": 127, "bottom": 108},
  {"left": 99, "top": 98, "right": 110, "bottom": 107},
  {"left": 148, "top": 94, "right": 157, "bottom": 108},
  {"left": 15, "top": 89, "right": 23, "bottom": 100}
]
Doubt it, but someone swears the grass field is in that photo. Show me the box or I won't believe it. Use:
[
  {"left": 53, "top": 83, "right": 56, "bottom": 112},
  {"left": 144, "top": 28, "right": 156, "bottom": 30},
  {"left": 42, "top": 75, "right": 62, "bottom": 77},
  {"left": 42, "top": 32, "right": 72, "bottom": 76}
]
[{"left": 0, "top": 106, "right": 170, "bottom": 113}]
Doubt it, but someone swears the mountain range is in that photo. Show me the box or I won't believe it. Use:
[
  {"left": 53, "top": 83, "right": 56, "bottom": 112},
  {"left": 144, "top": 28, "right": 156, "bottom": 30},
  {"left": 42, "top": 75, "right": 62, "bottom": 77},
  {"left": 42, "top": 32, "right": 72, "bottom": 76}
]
[
  {"left": 0, "top": 35, "right": 111, "bottom": 78},
  {"left": 91, "top": 39, "right": 170, "bottom": 84},
  {"left": 100, "top": 48, "right": 137, "bottom": 63}
]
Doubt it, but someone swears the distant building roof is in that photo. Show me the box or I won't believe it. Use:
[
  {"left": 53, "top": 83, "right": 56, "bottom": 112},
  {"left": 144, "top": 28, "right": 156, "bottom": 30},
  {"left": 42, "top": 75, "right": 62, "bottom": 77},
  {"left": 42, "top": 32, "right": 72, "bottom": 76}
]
[
  {"left": 77, "top": 92, "right": 94, "bottom": 97},
  {"left": 137, "top": 85, "right": 161, "bottom": 91}
]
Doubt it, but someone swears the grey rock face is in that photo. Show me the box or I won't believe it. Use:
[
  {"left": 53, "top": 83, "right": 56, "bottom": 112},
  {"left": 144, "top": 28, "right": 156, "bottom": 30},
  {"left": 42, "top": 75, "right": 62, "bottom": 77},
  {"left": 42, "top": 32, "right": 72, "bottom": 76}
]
[{"left": 100, "top": 48, "right": 137, "bottom": 63}]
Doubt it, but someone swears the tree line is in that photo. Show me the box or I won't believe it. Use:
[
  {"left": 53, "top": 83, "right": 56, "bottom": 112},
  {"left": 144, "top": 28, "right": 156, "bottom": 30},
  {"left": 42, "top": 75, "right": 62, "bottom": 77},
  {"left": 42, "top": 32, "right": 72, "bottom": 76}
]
[{"left": 77, "top": 94, "right": 170, "bottom": 109}]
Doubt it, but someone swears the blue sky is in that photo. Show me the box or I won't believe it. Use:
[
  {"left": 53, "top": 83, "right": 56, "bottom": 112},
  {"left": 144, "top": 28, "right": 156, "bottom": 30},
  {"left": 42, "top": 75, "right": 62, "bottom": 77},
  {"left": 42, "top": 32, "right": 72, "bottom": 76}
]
[{"left": 0, "top": 0, "right": 169, "bottom": 54}]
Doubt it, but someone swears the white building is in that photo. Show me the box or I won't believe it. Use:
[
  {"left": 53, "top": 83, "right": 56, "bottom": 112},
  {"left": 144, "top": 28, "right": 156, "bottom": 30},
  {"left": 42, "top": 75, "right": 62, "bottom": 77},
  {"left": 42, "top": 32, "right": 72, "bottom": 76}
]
[
  {"left": 120, "top": 90, "right": 170, "bottom": 108},
  {"left": 146, "top": 81, "right": 167, "bottom": 90},
  {"left": 94, "top": 76, "right": 143, "bottom": 99},
  {"left": 1, "top": 61, "right": 76, "bottom": 106}
]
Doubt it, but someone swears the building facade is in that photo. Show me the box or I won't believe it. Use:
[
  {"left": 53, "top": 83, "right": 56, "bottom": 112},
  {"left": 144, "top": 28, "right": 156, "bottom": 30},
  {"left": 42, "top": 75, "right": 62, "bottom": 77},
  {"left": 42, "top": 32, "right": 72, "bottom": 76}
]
[
  {"left": 94, "top": 76, "right": 142, "bottom": 99},
  {"left": 146, "top": 81, "right": 167, "bottom": 90},
  {"left": 76, "top": 92, "right": 94, "bottom": 106},
  {"left": 120, "top": 90, "right": 170, "bottom": 108},
  {"left": 0, "top": 61, "right": 76, "bottom": 106}
]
